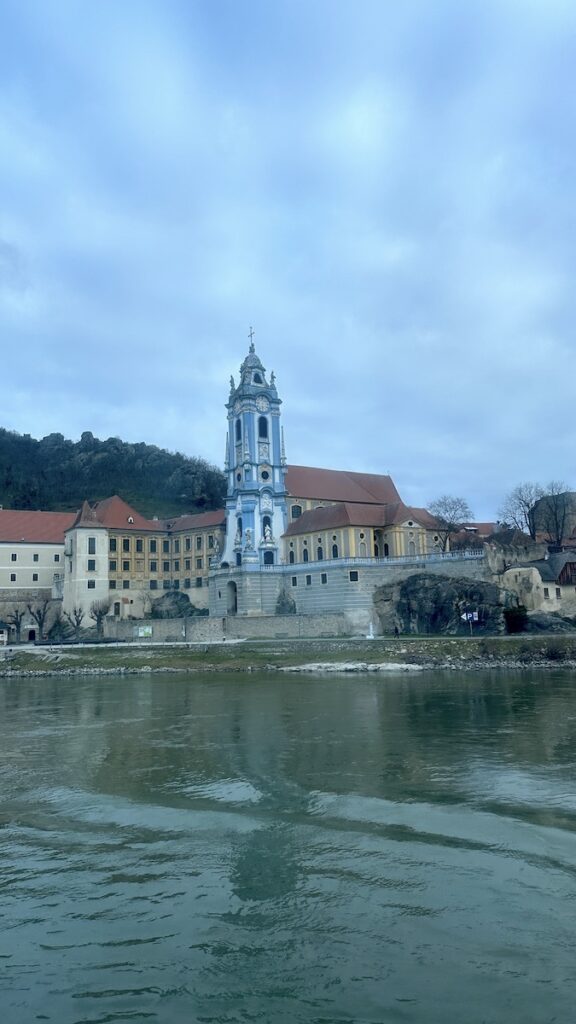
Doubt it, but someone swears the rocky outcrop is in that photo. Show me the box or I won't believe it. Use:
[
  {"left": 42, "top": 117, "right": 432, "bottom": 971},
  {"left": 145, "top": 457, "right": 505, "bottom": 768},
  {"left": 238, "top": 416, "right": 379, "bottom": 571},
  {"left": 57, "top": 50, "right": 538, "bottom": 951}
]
[
  {"left": 524, "top": 611, "right": 576, "bottom": 633},
  {"left": 373, "top": 572, "right": 518, "bottom": 635},
  {"left": 150, "top": 591, "right": 206, "bottom": 618}
]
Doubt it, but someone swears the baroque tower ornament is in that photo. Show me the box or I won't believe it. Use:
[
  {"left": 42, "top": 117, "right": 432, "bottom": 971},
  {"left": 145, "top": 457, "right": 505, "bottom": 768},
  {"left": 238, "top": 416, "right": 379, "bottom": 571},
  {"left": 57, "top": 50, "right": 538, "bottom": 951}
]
[{"left": 220, "top": 337, "right": 288, "bottom": 570}]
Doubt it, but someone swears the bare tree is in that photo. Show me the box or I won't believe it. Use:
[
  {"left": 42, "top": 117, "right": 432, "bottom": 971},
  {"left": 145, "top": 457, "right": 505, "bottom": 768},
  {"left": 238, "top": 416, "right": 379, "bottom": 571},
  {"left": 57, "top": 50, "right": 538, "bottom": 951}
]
[
  {"left": 427, "top": 495, "right": 473, "bottom": 552},
  {"left": 64, "top": 606, "right": 86, "bottom": 643},
  {"left": 27, "top": 599, "right": 51, "bottom": 641},
  {"left": 6, "top": 606, "right": 26, "bottom": 644},
  {"left": 89, "top": 599, "right": 110, "bottom": 639},
  {"left": 531, "top": 481, "right": 572, "bottom": 548},
  {"left": 498, "top": 482, "right": 545, "bottom": 539}
]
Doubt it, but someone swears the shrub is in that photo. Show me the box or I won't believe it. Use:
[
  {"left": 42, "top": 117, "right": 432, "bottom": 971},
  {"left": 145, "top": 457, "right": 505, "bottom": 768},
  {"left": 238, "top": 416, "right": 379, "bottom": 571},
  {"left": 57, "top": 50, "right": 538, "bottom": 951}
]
[
  {"left": 276, "top": 590, "right": 296, "bottom": 615},
  {"left": 544, "top": 643, "right": 567, "bottom": 661}
]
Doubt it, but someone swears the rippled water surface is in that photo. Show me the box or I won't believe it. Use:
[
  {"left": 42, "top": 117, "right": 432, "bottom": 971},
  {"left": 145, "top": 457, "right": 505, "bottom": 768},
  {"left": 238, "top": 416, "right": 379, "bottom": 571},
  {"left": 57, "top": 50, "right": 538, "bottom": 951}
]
[{"left": 1, "top": 669, "right": 576, "bottom": 1023}]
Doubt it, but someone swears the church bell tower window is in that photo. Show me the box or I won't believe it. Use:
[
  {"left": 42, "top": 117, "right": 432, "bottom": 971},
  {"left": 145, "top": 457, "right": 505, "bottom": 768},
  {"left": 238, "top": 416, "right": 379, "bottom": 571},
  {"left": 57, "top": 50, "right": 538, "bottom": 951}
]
[
  {"left": 235, "top": 418, "right": 242, "bottom": 442},
  {"left": 258, "top": 416, "right": 268, "bottom": 439}
]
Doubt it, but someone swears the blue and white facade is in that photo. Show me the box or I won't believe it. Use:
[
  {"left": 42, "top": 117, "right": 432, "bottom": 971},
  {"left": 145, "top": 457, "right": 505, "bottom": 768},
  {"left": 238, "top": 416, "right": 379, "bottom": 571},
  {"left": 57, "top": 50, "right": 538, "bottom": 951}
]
[
  {"left": 209, "top": 340, "right": 462, "bottom": 623},
  {"left": 219, "top": 343, "right": 288, "bottom": 570}
]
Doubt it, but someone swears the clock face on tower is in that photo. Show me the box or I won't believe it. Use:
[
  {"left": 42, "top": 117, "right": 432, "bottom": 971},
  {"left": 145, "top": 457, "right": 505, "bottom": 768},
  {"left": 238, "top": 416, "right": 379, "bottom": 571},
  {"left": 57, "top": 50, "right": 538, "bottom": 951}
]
[{"left": 256, "top": 396, "right": 269, "bottom": 412}]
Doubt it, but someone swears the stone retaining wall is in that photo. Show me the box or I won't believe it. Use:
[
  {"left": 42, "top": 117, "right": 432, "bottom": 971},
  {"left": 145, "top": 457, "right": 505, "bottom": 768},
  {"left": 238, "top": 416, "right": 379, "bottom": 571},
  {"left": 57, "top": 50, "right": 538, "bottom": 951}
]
[{"left": 104, "top": 611, "right": 351, "bottom": 642}]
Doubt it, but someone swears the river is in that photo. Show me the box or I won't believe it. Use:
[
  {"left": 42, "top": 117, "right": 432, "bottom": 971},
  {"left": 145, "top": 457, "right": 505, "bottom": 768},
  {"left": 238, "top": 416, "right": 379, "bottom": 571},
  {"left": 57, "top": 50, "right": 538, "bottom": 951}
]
[{"left": 1, "top": 669, "right": 575, "bottom": 1023}]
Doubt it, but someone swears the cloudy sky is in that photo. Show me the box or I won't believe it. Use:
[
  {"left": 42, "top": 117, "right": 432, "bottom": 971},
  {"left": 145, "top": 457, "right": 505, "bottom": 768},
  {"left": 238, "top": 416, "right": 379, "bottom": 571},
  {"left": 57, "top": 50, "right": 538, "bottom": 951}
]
[{"left": 1, "top": 0, "right": 575, "bottom": 520}]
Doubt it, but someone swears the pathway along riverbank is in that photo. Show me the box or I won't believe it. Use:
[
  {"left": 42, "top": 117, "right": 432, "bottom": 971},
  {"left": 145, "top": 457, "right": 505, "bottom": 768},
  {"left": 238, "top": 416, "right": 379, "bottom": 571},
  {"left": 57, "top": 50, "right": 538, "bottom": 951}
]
[{"left": 1, "top": 633, "right": 576, "bottom": 678}]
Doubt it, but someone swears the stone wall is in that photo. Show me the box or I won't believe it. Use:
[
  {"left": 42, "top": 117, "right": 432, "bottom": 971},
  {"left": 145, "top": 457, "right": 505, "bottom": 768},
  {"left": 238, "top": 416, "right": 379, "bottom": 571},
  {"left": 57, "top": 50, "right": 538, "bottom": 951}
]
[
  {"left": 104, "top": 615, "right": 226, "bottom": 643},
  {"left": 0, "top": 587, "right": 53, "bottom": 607},
  {"left": 483, "top": 538, "right": 547, "bottom": 575},
  {"left": 210, "top": 556, "right": 487, "bottom": 631},
  {"left": 225, "top": 613, "right": 349, "bottom": 639},
  {"left": 104, "top": 611, "right": 350, "bottom": 642}
]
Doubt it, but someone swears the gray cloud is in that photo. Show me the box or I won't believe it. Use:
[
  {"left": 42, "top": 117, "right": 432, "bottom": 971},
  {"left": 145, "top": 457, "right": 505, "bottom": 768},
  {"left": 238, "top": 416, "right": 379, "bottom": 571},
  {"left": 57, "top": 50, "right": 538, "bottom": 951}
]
[{"left": 0, "top": 0, "right": 575, "bottom": 520}]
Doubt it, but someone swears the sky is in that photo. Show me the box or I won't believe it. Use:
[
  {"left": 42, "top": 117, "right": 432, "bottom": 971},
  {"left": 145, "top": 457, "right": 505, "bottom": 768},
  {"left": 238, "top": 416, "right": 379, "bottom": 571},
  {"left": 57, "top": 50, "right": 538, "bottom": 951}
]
[{"left": 1, "top": 0, "right": 575, "bottom": 521}]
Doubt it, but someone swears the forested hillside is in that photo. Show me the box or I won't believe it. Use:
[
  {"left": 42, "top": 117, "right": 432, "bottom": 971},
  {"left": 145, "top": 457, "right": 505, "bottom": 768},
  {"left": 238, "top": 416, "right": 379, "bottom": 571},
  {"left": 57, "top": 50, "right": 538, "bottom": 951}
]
[{"left": 0, "top": 429, "right": 226, "bottom": 517}]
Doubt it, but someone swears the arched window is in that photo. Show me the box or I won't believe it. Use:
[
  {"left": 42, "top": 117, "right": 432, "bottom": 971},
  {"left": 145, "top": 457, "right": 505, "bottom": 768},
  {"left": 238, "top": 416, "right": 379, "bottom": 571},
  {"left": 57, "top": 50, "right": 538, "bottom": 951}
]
[
  {"left": 235, "top": 418, "right": 241, "bottom": 442},
  {"left": 317, "top": 546, "right": 323, "bottom": 560},
  {"left": 258, "top": 416, "right": 268, "bottom": 439},
  {"left": 291, "top": 505, "right": 302, "bottom": 519},
  {"left": 384, "top": 543, "right": 389, "bottom": 557},
  {"left": 303, "top": 548, "right": 309, "bottom": 562},
  {"left": 332, "top": 544, "right": 339, "bottom": 558},
  {"left": 263, "top": 551, "right": 274, "bottom": 565},
  {"left": 289, "top": 550, "right": 295, "bottom": 564},
  {"left": 253, "top": 372, "right": 263, "bottom": 384}
]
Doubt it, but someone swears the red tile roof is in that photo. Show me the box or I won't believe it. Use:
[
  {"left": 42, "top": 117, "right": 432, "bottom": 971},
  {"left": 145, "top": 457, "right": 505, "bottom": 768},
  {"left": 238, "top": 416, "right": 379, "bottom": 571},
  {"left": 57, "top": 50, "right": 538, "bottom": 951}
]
[
  {"left": 460, "top": 522, "right": 499, "bottom": 537},
  {"left": 69, "top": 496, "right": 226, "bottom": 534},
  {"left": 284, "top": 502, "right": 439, "bottom": 537},
  {"left": 285, "top": 465, "right": 401, "bottom": 505},
  {"left": 0, "top": 509, "right": 77, "bottom": 544},
  {"left": 70, "top": 495, "right": 154, "bottom": 531},
  {"left": 162, "top": 510, "right": 226, "bottom": 532}
]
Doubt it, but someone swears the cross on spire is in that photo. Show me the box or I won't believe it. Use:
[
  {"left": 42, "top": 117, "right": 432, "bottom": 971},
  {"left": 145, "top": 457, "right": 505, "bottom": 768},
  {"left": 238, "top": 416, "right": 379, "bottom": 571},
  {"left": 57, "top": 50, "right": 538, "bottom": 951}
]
[{"left": 248, "top": 326, "right": 255, "bottom": 352}]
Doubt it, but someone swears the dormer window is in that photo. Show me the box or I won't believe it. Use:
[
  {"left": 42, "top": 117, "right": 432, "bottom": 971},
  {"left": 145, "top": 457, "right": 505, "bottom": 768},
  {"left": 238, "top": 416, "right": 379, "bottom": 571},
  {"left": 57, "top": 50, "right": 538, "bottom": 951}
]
[{"left": 127, "top": 516, "right": 134, "bottom": 524}]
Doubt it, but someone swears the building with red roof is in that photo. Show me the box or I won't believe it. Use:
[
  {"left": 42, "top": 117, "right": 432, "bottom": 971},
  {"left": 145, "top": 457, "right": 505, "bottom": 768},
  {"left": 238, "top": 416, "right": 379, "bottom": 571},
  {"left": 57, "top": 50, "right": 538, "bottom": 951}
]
[
  {"left": 0, "top": 509, "right": 77, "bottom": 613},
  {"left": 63, "top": 496, "right": 225, "bottom": 618},
  {"left": 207, "top": 342, "right": 460, "bottom": 623},
  {"left": 1, "top": 342, "right": 488, "bottom": 633}
]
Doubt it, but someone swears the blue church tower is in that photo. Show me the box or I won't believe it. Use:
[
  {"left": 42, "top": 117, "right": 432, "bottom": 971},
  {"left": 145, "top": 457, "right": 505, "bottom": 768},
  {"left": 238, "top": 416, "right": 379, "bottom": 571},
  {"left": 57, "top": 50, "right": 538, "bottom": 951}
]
[{"left": 219, "top": 340, "right": 287, "bottom": 569}]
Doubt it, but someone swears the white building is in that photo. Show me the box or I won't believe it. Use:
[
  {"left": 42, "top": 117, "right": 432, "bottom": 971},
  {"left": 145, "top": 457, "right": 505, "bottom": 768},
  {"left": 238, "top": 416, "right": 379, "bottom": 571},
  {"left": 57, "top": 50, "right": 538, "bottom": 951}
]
[{"left": 0, "top": 508, "right": 75, "bottom": 599}]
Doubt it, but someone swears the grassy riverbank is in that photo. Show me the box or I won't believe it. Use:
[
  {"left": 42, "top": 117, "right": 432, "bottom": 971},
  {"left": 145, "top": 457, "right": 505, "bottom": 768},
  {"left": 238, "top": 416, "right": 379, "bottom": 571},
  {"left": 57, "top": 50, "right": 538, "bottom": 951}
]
[{"left": 2, "top": 633, "right": 576, "bottom": 677}]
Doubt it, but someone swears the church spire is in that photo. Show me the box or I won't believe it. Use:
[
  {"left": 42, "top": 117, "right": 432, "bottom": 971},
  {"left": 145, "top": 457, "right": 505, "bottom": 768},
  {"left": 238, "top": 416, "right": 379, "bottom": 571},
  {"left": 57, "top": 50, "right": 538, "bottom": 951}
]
[{"left": 220, "top": 337, "right": 287, "bottom": 569}]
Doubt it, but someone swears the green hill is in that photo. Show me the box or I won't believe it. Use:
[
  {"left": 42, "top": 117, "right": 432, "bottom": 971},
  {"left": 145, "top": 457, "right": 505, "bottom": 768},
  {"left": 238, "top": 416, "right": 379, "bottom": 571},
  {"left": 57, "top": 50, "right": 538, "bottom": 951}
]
[{"left": 0, "top": 428, "right": 226, "bottom": 518}]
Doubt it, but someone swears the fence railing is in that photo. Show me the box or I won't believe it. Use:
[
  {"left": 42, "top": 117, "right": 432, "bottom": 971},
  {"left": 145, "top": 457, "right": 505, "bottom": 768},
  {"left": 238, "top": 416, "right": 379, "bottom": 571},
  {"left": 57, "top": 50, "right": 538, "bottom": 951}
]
[{"left": 214, "top": 549, "right": 485, "bottom": 574}]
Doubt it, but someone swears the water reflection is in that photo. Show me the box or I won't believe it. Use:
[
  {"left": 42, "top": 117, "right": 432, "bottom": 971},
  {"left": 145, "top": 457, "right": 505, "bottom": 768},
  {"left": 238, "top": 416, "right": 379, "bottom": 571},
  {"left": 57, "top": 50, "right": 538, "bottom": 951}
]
[{"left": 1, "top": 670, "right": 576, "bottom": 1024}]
